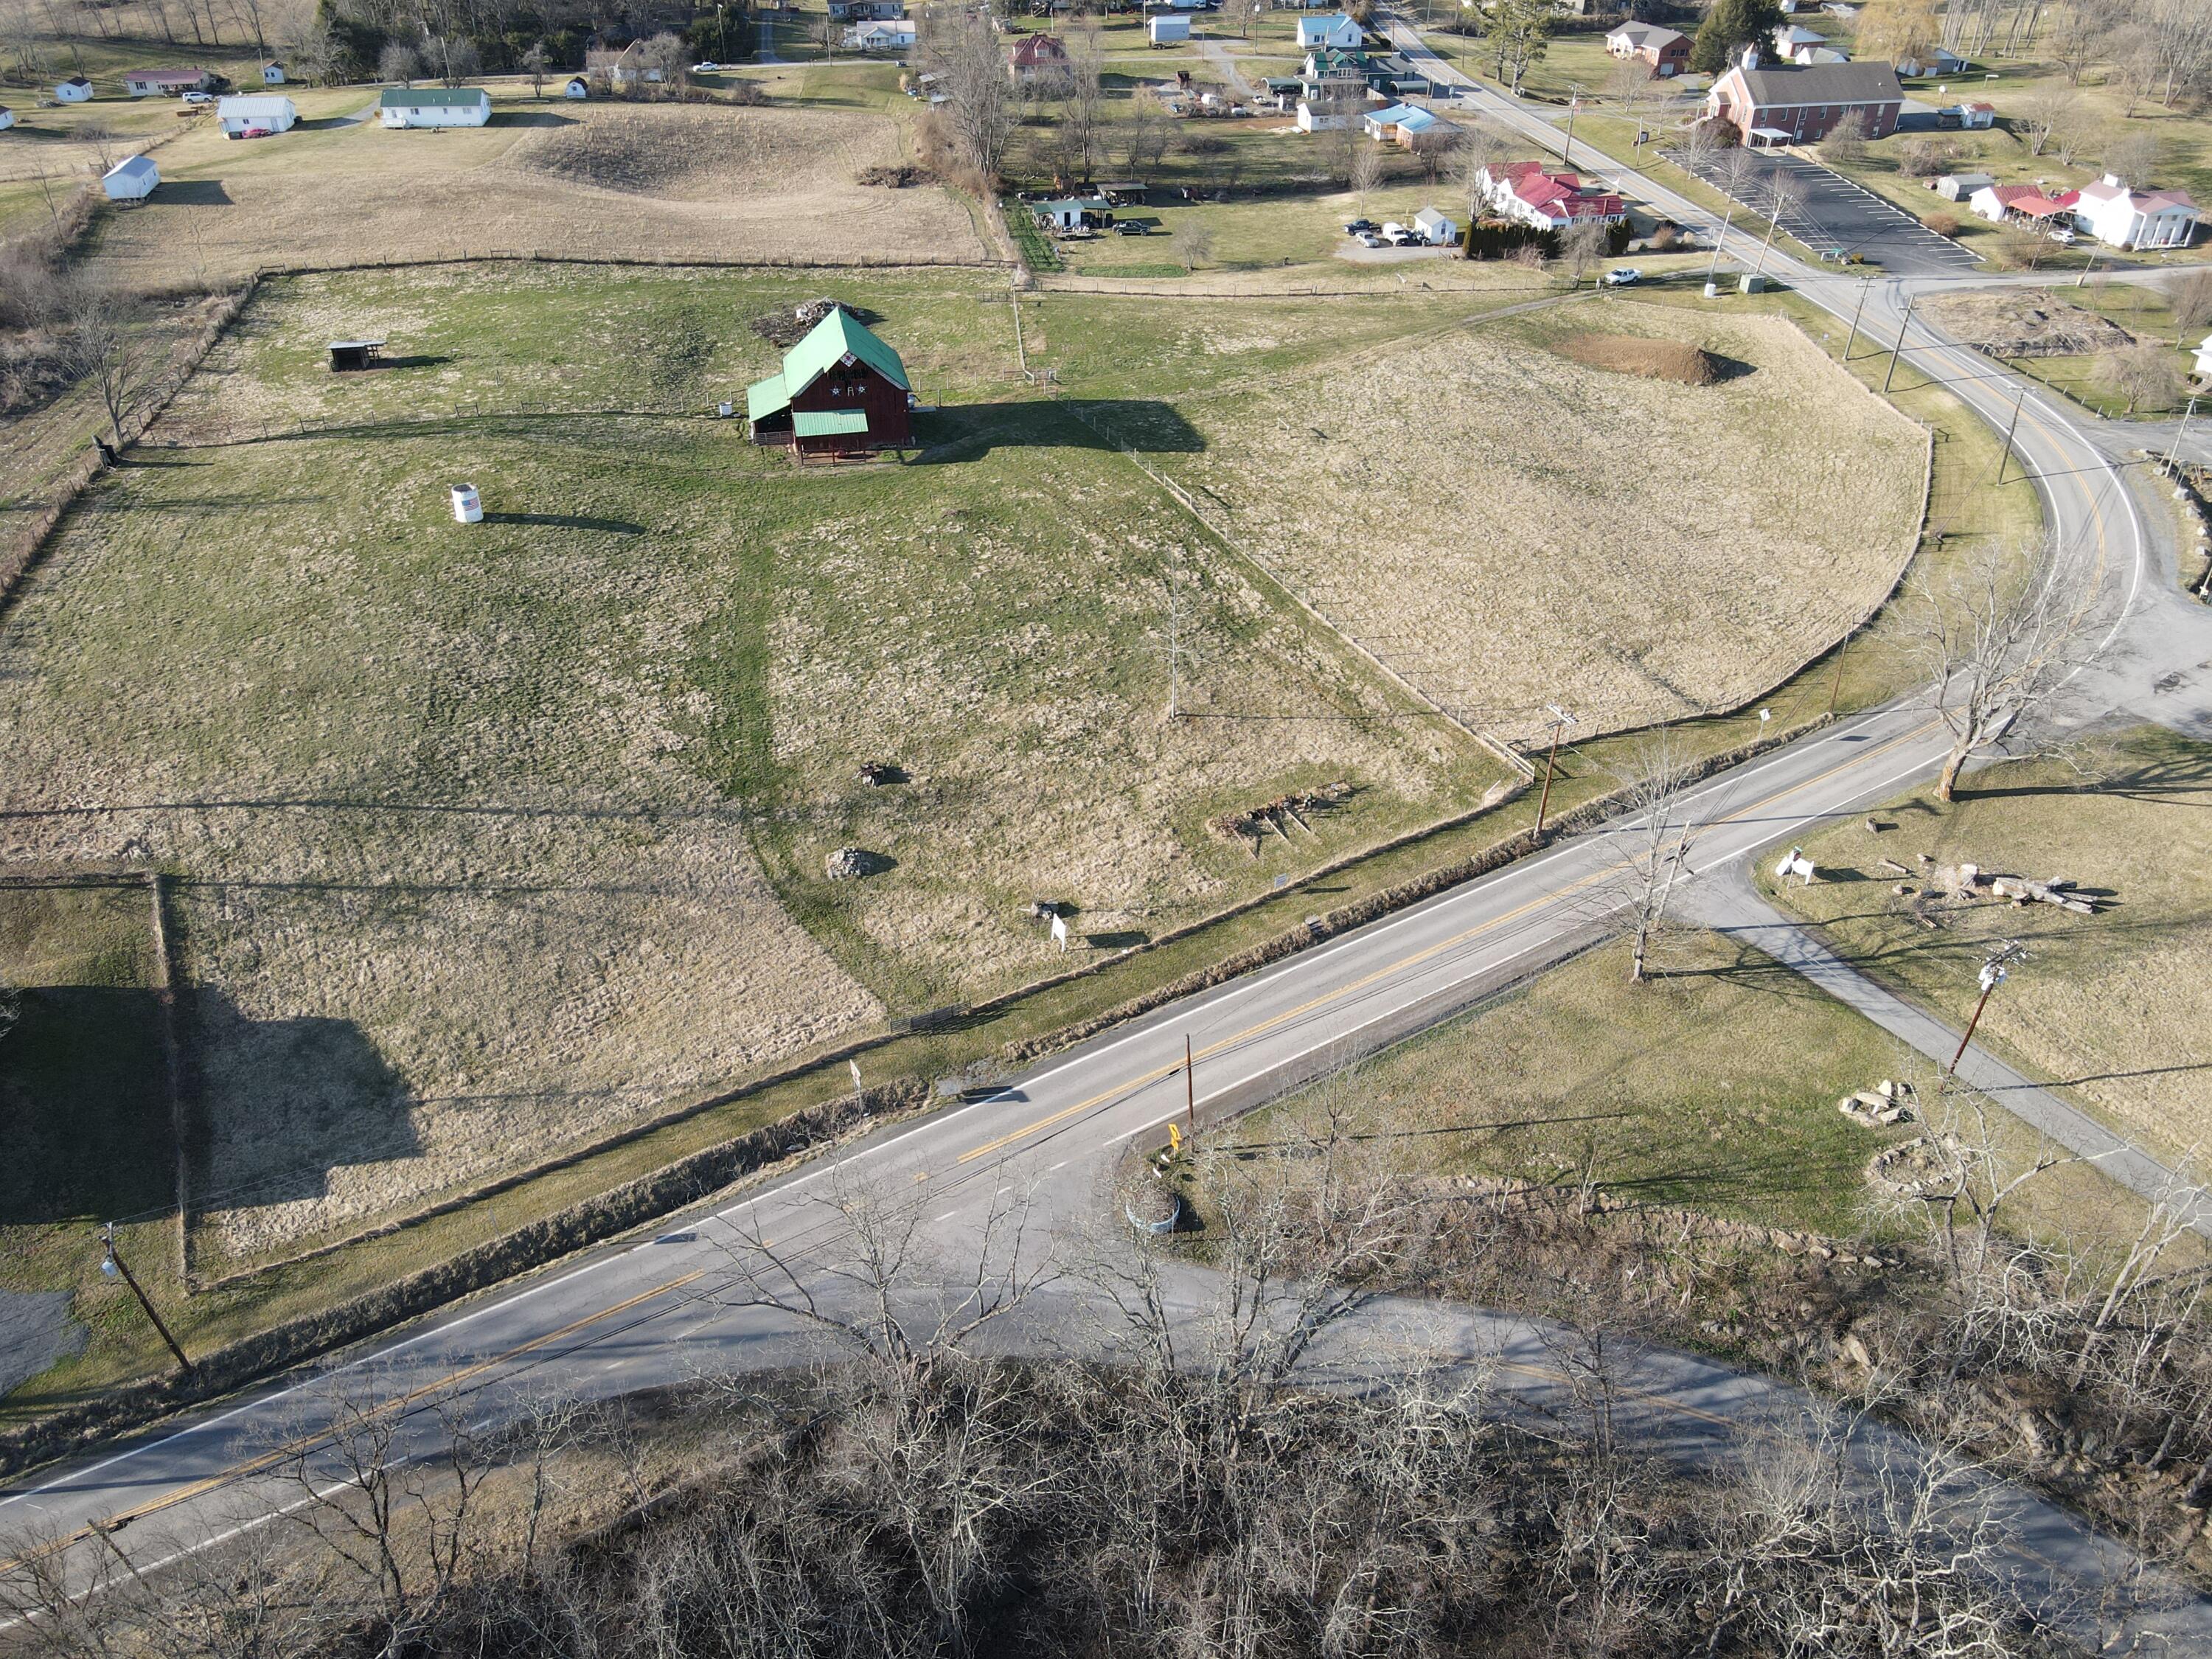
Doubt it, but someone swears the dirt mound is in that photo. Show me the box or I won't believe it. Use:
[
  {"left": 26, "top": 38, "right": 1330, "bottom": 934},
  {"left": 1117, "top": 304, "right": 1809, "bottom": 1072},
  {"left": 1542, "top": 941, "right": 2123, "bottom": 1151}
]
[
  {"left": 1919, "top": 288, "right": 2135, "bottom": 358},
  {"left": 1554, "top": 333, "right": 1723, "bottom": 386},
  {"left": 511, "top": 109, "right": 778, "bottom": 198},
  {"left": 750, "top": 296, "right": 882, "bottom": 348}
]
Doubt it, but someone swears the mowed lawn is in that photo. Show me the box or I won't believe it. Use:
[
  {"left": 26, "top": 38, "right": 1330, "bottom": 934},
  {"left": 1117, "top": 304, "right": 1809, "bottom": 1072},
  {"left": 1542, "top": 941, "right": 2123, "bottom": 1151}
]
[
  {"left": 0, "top": 265, "right": 1498, "bottom": 1267},
  {"left": 1242, "top": 932, "right": 1918, "bottom": 1239},
  {"left": 1764, "top": 727, "right": 2212, "bottom": 1167},
  {"left": 1245, "top": 930, "right": 2169, "bottom": 1247}
]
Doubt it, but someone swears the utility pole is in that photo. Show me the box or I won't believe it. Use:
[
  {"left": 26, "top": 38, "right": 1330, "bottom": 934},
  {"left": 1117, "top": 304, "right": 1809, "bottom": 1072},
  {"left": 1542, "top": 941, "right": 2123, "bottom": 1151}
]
[
  {"left": 1842, "top": 276, "right": 1871, "bottom": 361},
  {"left": 100, "top": 1222, "right": 192, "bottom": 1376},
  {"left": 1562, "top": 84, "right": 1580, "bottom": 168},
  {"left": 2166, "top": 394, "right": 2199, "bottom": 470},
  {"left": 1826, "top": 630, "right": 1850, "bottom": 716},
  {"left": 1947, "top": 942, "right": 2026, "bottom": 1080},
  {"left": 1996, "top": 382, "right": 2026, "bottom": 485},
  {"left": 1534, "top": 703, "right": 1576, "bottom": 835},
  {"left": 1882, "top": 293, "right": 1917, "bottom": 394}
]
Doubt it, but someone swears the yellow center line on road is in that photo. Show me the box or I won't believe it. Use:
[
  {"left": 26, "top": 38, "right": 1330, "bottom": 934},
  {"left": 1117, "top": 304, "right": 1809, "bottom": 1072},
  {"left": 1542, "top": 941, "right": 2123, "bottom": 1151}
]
[
  {"left": 0, "top": 1270, "right": 704, "bottom": 1576},
  {"left": 956, "top": 718, "right": 1942, "bottom": 1168}
]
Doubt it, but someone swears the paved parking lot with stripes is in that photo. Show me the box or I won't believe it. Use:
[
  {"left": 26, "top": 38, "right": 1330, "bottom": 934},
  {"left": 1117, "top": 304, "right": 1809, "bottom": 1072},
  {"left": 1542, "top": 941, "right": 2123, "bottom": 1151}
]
[{"left": 1666, "top": 148, "right": 1986, "bottom": 277}]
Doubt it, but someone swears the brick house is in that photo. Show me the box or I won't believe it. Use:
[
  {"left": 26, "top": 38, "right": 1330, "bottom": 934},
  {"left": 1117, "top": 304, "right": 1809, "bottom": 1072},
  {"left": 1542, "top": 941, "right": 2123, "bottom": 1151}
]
[
  {"left": 1604, "top": 22, "right": 1689, "bottom": 77},
  {"left": 1703, "top": 47, "right": 1902, "bottom": 143}
]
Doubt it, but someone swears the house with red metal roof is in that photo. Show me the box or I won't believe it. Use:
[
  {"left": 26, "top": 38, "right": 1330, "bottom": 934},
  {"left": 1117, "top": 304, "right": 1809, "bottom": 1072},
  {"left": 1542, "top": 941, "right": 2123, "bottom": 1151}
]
[
  {"left": 122, "top": 67, "right": 213, "bottom": 96},
  {"left": 1968, "top": 183, "right": 2079, "bottom": 229},
  {"left": 1476, "top": 161, "right": 1627, "bottom": 232},
  {"left": 1007, "top": 32, "right": 1072, "bottom": 87}
]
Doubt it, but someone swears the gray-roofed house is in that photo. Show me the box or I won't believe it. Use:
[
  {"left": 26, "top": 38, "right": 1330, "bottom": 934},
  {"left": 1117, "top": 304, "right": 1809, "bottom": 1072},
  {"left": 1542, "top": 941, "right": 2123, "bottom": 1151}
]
[
  {"left": 378, "top": 85, "right": 491, "bottom": 128},
  {"left": 1704, "top": 46, "right": 1902, "bottom": 142}
]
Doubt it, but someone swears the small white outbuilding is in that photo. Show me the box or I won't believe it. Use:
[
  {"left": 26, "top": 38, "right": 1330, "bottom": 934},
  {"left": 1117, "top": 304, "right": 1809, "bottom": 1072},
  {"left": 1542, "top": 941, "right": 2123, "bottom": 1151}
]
[
  {"left": 55, "top": 75, "right": 93, "bottom": 102},
  {"left": 1413, "top": 205, "right": 1458, "bottom": 245},
  {"left": 218, "top": 93, "right": 296, "bottom": 136},
  {"left": 562, "top": 74, "right": 588, "bottom": 97},
  {"left": 0, "top": 108, "right": 15, "bottom": 131},
  {"left": 102, "top": 153, "right": 159, "bottom": 201},
  {"left": 262, "top": 60, "right": 286, "bottom": 83}
]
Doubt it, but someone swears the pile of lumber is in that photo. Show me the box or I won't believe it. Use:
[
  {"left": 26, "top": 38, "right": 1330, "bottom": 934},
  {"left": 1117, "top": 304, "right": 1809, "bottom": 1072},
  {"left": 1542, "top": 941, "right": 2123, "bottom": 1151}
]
[{"left": 1208, "top": 782, "right": 1352, "bottom": 855}]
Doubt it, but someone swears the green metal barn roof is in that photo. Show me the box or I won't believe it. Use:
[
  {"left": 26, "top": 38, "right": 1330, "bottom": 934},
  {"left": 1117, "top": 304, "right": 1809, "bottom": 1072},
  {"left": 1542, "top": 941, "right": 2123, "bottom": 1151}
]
[
  {"left": 782, "top": 309, "right": 910, "bottom": 393},
  {"left": 746, "top": 372, "right": 789, "bottom": 422}
]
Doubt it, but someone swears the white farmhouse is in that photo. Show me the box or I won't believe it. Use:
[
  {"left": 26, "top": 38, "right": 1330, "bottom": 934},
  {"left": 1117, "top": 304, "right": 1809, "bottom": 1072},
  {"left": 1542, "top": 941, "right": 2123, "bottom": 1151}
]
[
  {"left": 846, "top": 18, "right": 916, "bottom": 49},
  {"left": 2070, "top": 174, "right": 2199, "bottom": 251},
  {"left": 102, "top": 154, "right": 159, "bottom": 201},
  {"left": 378, "top": 85, "right": 491, "bottom": 128},
  {"left": 218, "top": 94, "right": 296, "bottom": 136},
  {"left": 1295, "top": 12, "right": 1360, "bottom": 50}
]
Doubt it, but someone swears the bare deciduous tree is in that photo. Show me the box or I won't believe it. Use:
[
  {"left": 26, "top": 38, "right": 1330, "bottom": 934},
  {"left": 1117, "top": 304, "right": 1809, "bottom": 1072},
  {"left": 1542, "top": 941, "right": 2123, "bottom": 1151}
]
[
  {"left": 1348, "top": 137, "right": 1385, "bottom": 212},
  {"left": 2094, "top": 338, "right": 2180, "bottom": 414},
  {"left": 1599, "top": 730, "right": 1703, "bottom": 984},
  {"left": 60, "top": 279, "right": 152, "bottom": 453},
  {"left": 2019, "top": 80, "right": 2079, "bottom": 159},
  {"left": 928, "top": 5, "right": 1018, "bottom": 184},
  {"left": 1170, "top": 218, "right": 1214, "bottom": 272},
  {"left": 1908, "top": 533, "right": 2104, "bottom": 803}
]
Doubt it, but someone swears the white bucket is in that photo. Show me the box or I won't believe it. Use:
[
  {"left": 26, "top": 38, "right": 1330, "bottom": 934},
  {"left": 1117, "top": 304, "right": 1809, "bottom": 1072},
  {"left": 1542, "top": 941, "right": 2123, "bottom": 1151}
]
[
  {"left": 450, "top": 483, "right": 481, "bottom": 524},
  {"left": 1703, "top": 279, "right": 1720, "bottom": 299}
]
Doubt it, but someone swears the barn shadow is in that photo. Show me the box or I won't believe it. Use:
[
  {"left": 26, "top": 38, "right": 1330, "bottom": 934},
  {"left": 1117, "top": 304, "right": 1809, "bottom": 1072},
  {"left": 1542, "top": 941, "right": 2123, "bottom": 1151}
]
[
  {"left": 0, "top": 984, "right": 173, "bottom": 1226},
  {"left": 183, "top": 987, "right": 420, "bottom": 1210},
  {"left": 911, "top": 400, "right": 1203, "bottom": 460},
  {"left": 495, "top": 109, "right": 580, "bottom": 126},
  {"left": 158, "top": 179, "right": 234, "bottom": 206}
]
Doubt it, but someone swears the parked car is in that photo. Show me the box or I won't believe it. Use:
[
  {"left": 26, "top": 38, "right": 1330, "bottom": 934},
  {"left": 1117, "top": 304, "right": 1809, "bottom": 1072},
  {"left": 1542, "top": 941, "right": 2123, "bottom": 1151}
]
[
  {"left": 2046, "top": 226, "right": 2077, "bottom": 244},
  {"left": 1343, "top": 218, "right": 1377, "bottom": 234},
  {"left": 1382, "top": 226, "right": 1417, "bottom": 246},
  {"left": 691, "top": 60, "right": 721, "bottom": 72},
  {"left": 1115, "top": 220, "right": 1147, "bottom": 236},
  {"left": 181, "top": 90, "right": 214, "bottom": 104},
  {"left": 1355, "top": 232, "right": 1383, "bottom": 248},
  {"left": 1603, "top": 266, "right": 1643, "bottom": 286}
]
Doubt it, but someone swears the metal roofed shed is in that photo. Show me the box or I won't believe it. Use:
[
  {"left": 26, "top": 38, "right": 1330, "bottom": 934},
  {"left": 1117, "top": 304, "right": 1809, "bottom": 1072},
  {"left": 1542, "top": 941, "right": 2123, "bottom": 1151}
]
[
  {"left": 101, "top": 155, "right": 160, "bottom": 202},
  {"left": 327, "top": 338, "right": 386, "bottom": 372}
]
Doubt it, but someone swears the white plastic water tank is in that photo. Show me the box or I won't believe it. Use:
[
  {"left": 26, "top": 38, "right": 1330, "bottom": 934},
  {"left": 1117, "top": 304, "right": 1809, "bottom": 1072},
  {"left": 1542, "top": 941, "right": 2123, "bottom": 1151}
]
[
  {"left": 450, "top": 483, "right": 481, "bottom": 524},
  {"left": 717, "top": 400, "right": 734, "bottom": 418}
]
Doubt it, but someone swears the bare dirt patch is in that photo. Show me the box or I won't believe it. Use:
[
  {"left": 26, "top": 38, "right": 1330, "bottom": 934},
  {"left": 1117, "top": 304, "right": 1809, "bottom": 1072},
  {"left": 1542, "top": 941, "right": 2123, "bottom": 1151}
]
[
  {"left": 1554, "top": 332, "right": 1724, "bottom": 386},
  {"left": 1164, "top": 301, "right": 1930, "bottom": 743},
  {"left": 1917, "top": 288, "right": 2137, "bottom": 358}
]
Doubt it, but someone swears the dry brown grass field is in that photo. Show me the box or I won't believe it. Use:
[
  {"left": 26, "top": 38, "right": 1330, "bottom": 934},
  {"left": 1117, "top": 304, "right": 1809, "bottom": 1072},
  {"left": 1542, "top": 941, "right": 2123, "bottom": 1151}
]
[
  {"left": 65, "top": 92, "right": 986, "bottom": 285},
  {"left": 0, "top": 265, "right": 1496, "bottom": 1266},
  {"left": 1161, "top": 298, "right": 1931, "bottom": 744}
]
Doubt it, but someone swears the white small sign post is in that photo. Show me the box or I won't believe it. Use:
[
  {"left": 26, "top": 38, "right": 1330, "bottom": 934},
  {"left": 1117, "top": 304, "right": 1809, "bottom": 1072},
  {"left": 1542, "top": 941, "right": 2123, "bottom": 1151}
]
[
  {"left": 849, "top": 1058, "right": 863, "bottom": 1093},
  {"left": 1049, "top": 913, "right": 1069, "bottom": 951}
]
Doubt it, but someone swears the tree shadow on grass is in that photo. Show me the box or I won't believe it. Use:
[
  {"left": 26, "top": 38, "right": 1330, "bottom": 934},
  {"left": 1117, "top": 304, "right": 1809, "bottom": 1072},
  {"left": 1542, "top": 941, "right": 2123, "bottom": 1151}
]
[{"left": 911, "top": 400, "right": 1204, "bottom": 461}]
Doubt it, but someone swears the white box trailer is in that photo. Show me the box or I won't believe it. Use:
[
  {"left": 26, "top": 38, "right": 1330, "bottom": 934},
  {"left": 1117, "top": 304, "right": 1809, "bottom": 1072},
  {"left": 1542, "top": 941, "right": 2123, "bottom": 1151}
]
[{"left": 1147, "top": 14, "right": 1191, "bottom": 43}]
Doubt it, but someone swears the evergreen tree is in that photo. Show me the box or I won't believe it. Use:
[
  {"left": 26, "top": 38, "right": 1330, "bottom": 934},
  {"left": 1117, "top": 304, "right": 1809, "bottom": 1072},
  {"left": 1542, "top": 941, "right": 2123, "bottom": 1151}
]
[{"left": 1691, "top": 0, "right": 1785, "bottom": 74}]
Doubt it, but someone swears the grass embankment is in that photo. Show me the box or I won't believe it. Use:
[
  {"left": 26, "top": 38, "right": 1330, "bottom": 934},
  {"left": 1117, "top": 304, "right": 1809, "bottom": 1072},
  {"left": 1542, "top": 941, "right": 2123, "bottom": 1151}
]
[{"left": 1762, "top": 726, "right": 2212, "bottom": 1172}]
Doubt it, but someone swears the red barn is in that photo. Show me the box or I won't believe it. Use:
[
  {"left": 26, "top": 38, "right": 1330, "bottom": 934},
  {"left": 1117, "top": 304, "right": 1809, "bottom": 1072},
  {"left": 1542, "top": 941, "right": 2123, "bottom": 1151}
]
[{"left": 745, "top": 308, "right": 913, "bottom": 460}]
